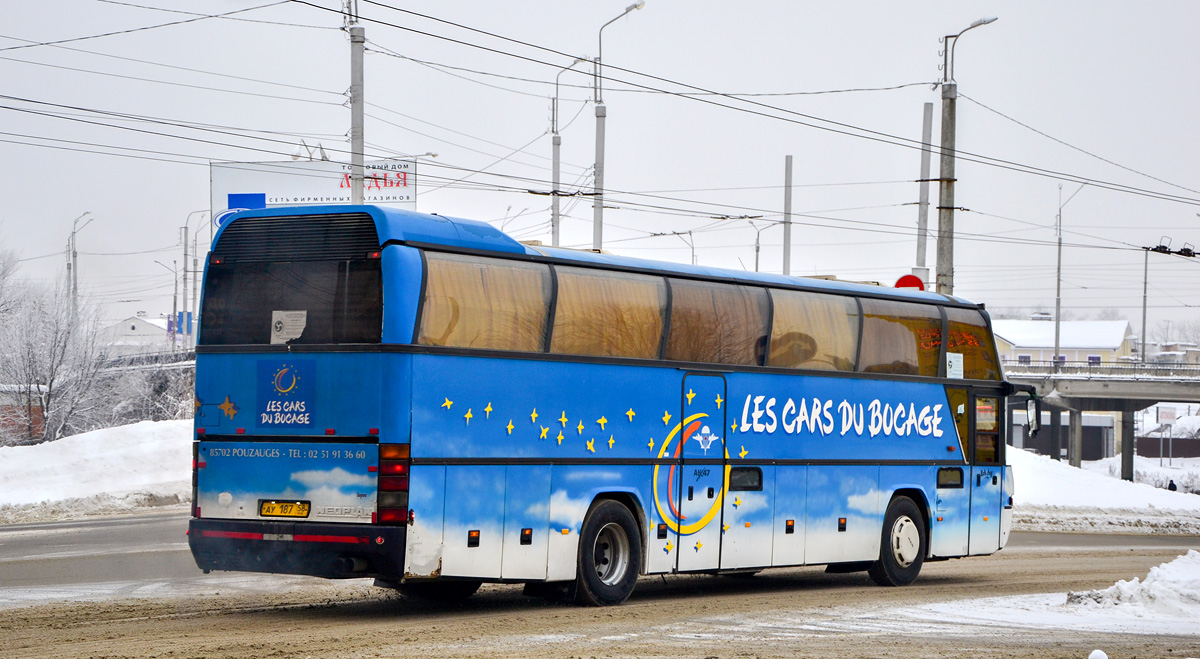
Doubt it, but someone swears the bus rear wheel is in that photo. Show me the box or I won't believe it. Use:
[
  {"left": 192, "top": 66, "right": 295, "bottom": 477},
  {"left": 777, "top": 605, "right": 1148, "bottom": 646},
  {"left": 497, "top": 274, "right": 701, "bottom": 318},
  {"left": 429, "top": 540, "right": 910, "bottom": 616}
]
[
  {"left": 868, "top": 496, "right": 926, "bottom": 587},
  {"left": 575, "top": 500, "right": 641, "bottom": 606}
]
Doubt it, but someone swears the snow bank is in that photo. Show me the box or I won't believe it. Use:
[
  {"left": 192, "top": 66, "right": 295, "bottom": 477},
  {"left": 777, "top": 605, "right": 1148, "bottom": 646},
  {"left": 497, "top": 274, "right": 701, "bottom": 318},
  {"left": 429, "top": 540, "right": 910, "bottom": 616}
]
[
  {"left": 1067, "top": 550, "right": 1200, "bottom": 618},
  {"left": 1008, "top": 448, "right": 1200, "bottom": 534},
  {"left": 0, "top": 421, "right": 191, "bottom": 523},
  {"left": 1083, "top": 455, "right": 1200, "bottom": 495}
]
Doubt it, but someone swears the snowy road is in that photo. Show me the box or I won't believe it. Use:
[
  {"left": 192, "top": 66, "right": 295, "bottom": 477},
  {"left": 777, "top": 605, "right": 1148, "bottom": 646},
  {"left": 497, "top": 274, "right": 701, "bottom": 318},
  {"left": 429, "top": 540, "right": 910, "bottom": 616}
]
[{"left": 1, "top": 530, "right": 1196, "bottom": 659}]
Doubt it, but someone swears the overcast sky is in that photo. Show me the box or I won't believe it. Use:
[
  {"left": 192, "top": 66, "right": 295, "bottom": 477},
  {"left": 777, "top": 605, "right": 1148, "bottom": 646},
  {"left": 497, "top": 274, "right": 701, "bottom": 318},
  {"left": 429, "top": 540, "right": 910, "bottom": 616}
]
[{"left": 2, "top": 1, "right": 1198, "bottom": 335}]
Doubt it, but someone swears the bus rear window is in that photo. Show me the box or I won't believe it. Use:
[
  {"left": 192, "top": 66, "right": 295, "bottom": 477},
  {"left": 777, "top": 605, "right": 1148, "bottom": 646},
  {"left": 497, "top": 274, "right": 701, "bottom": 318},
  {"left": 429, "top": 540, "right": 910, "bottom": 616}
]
[{"left": 200, "top": 259, "right": 382, "bottom": 345}]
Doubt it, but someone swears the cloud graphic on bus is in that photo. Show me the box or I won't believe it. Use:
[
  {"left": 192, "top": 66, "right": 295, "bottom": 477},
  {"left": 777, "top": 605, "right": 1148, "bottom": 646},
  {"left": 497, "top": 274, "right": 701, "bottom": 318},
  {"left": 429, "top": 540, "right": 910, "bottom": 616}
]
[{"left": 290, "top": 467, "right": 374, "bottom": 490}]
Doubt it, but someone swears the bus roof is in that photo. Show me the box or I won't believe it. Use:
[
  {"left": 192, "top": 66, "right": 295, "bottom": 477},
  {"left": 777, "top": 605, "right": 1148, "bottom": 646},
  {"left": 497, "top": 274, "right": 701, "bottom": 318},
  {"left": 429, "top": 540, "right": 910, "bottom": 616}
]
[{"left": 219, "top": 204, "right": 977, "bottom": 308}]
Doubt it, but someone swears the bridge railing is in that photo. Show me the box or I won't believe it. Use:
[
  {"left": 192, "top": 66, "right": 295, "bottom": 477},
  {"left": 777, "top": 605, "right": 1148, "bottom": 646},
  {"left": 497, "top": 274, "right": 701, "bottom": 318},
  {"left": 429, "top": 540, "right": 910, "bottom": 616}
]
[{"left": 1002, "top": 359, "right": 1200, "bottom": 378}]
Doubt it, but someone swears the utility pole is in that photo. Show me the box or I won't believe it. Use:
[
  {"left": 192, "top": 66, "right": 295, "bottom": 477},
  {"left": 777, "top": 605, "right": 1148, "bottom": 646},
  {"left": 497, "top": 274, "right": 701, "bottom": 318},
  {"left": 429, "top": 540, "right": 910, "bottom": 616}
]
[
  {"left": 935, "top": 76, "right": 957, "bottom": 296},
  {"left": 592, "top": 2, "right": 644, "bottom": 252},
  {"left": 1141, "top": 240, "right": 1196, "bottom": 361},
  {"left": 68, "top": 211, "right": 94, "bottom": 312},
  {"left": 914, "top": 103, "right": 933, "bottom": 285},
  {"left": 1053, "top": 183, "right": 1085, "bottom": 372},
  {"left": 552, "top": 59, "right": 584, "bottom": 247},
  {"left": 783, "top": 155, "right": 793, "bottom": 276},
  {"left": 349, "top": 6, "right": 365, "bottom": 205},
  {"left": 935, "top": 17, "right": 997, "bottom": 296}
]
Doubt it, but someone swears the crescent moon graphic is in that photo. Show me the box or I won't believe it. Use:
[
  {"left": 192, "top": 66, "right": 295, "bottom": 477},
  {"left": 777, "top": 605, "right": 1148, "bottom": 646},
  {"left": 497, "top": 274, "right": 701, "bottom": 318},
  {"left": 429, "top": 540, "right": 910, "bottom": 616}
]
[
  {"left": 653, "top": 412, "right": 731, "bottom": 536},
  {"left": 273, "top": 368, "right": 297, "bottom": 394}
]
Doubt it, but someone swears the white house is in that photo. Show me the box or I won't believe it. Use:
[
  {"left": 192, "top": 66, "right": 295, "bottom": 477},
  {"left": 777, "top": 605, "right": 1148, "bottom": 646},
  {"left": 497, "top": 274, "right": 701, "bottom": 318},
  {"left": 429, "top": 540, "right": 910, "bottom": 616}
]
[{"left": 97, "top": 315, "right": 174, "bottom": 357}]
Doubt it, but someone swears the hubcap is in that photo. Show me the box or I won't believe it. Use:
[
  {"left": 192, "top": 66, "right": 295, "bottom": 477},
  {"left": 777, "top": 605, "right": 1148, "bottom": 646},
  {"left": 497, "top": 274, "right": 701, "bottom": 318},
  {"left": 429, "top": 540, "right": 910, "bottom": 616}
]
[
  {"left": 593, "top": 522, "right": 630, "bottom": 586},
  {"left": 890, "top": 515, "right": 920, "bottom": 567}
]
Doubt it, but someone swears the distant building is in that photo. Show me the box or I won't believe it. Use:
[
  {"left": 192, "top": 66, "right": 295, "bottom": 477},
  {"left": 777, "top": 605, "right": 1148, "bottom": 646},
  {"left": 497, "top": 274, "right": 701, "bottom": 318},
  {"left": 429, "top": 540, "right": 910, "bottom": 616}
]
[
  {"left": 97, "top": 315, "right": 173, "bottom": 358},
  {"left": 991, "top": 318, "right": 1135, "bottom": 364},
  {"left": 0, "top": 384, "right": 45, "bottom": 440}
]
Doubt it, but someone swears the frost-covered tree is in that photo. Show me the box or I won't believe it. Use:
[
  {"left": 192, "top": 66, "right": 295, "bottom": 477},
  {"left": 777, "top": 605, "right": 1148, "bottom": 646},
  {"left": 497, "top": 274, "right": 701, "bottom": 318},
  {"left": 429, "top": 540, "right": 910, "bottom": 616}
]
[{"left": 0, "top": 279, "right": 105, "bottom": 445}]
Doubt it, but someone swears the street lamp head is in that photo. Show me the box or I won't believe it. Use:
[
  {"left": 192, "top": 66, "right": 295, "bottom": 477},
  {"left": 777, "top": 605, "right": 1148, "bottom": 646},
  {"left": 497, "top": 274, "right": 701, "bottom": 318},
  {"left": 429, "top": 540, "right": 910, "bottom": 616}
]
[
  {"left": 970, "top": 15, "right": 998, "bottom": 28},
  {"left": 626, "top": 1, "right": 646, "bottom": 12}
]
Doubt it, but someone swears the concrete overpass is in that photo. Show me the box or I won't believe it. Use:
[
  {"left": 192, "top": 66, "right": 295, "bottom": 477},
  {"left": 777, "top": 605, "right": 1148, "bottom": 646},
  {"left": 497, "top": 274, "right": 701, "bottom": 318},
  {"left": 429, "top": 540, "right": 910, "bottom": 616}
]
[{"left": 1004, "top": 362, "right": 1200, "bottom": 481}]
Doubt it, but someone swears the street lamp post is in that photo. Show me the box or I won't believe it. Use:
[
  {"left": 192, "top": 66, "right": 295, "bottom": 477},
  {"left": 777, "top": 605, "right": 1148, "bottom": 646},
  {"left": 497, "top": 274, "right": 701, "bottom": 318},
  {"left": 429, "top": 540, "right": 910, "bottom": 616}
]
[
  {"left": 593, "top": 1, "right": 645, "bottom": 252},
  {"left": 1053, "top": 183, "right": 1086, "bottom": 372},
  {"left": 553, "top": 58, "right": 586, "bottom": 247},
  {"left": 67, "top": 211, "right": 96, "bottom": 311},
  {"left": 181, "top": 210, "right": 207, "bottom": 351},
  {"left": 935, "top": 16, "right": 997, "bottom": 296}
]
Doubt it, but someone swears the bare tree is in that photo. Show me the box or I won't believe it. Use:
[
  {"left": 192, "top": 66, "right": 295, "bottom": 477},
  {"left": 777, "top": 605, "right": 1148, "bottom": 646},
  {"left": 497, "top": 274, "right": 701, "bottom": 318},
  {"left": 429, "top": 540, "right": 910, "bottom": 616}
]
[
  {"left": 0, "top": 279, "right": 106, "bottom": 446},
  {"left": 1094, "top": 307, "right": 1125, "bottom": 321}
]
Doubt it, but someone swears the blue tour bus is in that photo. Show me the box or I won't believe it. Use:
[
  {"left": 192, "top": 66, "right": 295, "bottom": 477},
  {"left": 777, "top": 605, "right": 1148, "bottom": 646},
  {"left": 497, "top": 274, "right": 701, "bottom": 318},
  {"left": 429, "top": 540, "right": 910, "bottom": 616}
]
[{"left": 187, "top": 204, "right": 1034, "bottom": 606}]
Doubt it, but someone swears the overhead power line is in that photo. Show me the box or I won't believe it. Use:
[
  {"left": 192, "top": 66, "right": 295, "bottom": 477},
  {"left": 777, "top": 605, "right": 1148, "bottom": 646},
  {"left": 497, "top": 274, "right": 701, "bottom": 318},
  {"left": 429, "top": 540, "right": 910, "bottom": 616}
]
[{"left": 310, "top": 0, "right": 1200, "bottom": 208}]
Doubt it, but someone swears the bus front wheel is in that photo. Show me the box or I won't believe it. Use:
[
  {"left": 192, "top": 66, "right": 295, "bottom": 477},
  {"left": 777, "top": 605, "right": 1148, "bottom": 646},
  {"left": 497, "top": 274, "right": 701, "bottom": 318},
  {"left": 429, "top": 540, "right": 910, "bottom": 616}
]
[
  {"left": 868, "top": 496, "right": 926, "bottom": 587},
  {"left": 575, "top": 500, "right": 641, "bottom": 606}
]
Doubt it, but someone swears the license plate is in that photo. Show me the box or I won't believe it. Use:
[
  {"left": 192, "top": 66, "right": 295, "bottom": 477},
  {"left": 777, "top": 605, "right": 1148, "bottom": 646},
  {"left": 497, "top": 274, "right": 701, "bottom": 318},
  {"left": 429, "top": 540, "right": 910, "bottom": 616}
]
[{"left": 259, "top": 500, "right": 310, "bottom": 518}]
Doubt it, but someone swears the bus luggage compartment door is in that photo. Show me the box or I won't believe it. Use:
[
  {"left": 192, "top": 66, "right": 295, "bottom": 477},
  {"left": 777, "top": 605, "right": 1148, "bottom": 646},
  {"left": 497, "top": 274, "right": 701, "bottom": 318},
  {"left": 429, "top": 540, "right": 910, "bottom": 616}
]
[{"left": 674, "top": 373, "right": 727, "bottom": 572}]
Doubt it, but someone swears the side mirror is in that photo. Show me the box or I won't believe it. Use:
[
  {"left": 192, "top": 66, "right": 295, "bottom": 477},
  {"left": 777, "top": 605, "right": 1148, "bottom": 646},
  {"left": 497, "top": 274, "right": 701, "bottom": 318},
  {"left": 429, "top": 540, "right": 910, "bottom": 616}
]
[{"left": 1026, "top": 398, "right": 1041, "bottom": 437}]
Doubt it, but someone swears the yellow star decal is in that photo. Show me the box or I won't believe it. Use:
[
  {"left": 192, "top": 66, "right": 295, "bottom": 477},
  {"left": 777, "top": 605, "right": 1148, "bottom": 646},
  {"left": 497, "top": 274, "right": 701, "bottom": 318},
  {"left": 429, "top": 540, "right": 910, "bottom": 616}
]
[
  {"left": 218, "top": 396, "right": 238, "bottom": 420},
  {"left": 608, "top": 435, "right": 615, "bottom": 449},
  {"left": 576, "top": 420, "right": 585, "bottom": 435},
  {"left": 194, "top": 397, "right": 203, "bottom": 413},
  {"left": 530, "top": 408, "right": 538, "bottom": 424},
  {"left": 722, "top": 522, "right": 730, "bottom": 534},
  {"left": 694, "top": 541, "right": 703, "bottom": 552},
  {"left": 733, "top": 496, "right": 742, "bottom": 508},
  {"left": 664, "top": 540, "right": 674, "bottom": 554},
  {"left": 464, "top": 409, "right": 473, "bottom": 425},
  {"left": 597, "top": 416, "right": 607, "bottom": 430},
  {"left": 662, "top": 411, "right": 672, "bottom": 426},
  {"left": 739, "top": 445, "right": 748, "bottom": 459},
  {"left": 540, "top": 426, "right": 549, "bottom": 440},
  {"left": 441, "top": 398, "right": 453, "bottom": 409},
  {"left": 484, "top": 402, "right": 493, "bottom": 418},
  {"left": 715, "top": 394, "right": 724, "bottom": 409},
  {"left": 586, "top": 438, "right": 595, "bottom": 453},
  {"left": 557, "top": 430, "right": 564, "bottom": 445},
  {"left": 648, "top": 438, "right": 656, "bottom": 451},
  {"left": 731, "top": 421, "right": 738, "bottom": 433},
  {"left": 626, "top": 408, "right": 635, "bottom": 422},
  {"left": 506, "top": 420, "right": 514, "bottom": 435},
  {"left": 686, "top": 389, "right": 696, "bottom": 404},
  {"left": 558, "top": 411, "right": 568, "bottom": 427}
]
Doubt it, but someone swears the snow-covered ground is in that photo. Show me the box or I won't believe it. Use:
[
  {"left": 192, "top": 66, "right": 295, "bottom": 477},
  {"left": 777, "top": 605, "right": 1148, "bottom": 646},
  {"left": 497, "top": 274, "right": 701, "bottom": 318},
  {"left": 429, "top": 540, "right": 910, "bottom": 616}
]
[
  {"left": 1009, "top": 448, "right": 1200, "bottom": 534},
  {"left": 0, "top": 421, "right": 191, "bottom": 524}
]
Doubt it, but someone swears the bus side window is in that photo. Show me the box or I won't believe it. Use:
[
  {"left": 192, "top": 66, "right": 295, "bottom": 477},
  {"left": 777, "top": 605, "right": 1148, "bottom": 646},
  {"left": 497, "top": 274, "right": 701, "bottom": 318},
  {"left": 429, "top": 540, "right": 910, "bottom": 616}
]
[
  {"left": 665, "top": 279, "right": 769, "bottom": 366},
  {"left": 858, "top": 300, "right": 943, "bottom": 377},
  {"left": 728, "top": 467, "right": 763, "bottom": 492},
  {"left": 550, "top": 267, "right": 666, "bottom": 359},
  {"left": 937, "top": 467, "right": 964, "bottom": 488},
  {"left": 945, "top": 308, "right": 1002, "bottom": 381},
  {"left": 418, "top": 252, "right": 551, "bottom": 352},
  {"left": 767, "top": 289, "right": 859, "bottom": 371}
]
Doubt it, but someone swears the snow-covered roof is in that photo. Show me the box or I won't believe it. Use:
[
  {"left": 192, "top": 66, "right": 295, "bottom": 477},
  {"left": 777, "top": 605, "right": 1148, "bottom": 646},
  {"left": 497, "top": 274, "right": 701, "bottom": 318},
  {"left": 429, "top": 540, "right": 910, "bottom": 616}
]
[{"left": 992, "top": 320, "right": 1132, "bottom": 350}]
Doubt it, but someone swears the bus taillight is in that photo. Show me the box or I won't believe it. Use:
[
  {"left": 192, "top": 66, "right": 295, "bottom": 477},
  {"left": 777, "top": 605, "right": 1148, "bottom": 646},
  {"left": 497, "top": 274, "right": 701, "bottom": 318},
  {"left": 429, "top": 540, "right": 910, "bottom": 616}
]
[{"left": 376, "top": 443, "right": 411, "bottom": 525}]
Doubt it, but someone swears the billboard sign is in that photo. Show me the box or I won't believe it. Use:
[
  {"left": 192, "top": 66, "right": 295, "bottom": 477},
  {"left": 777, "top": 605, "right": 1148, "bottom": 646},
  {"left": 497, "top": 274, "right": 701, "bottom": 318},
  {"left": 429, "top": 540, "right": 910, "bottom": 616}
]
[{"left": 209, "top": 159, "right": 417, "bottom": 220}]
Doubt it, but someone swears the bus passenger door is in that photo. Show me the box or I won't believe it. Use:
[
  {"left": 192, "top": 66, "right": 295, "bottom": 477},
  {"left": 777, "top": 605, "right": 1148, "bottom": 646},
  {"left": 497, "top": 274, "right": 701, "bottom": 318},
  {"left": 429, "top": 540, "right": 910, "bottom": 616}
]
[
  {"left": 675, "top": 373, "right": 726, "bottom": 572},
  {"left": 968, "top": 393, "right": 1004, "bottom": 555}
]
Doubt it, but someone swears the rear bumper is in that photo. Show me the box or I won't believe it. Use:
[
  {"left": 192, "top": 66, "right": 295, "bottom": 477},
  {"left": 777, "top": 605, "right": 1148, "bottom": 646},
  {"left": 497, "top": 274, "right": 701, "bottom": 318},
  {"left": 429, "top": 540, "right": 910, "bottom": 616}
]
[{"left": 188, "top": 518, "right": 407, "bottom": 579}]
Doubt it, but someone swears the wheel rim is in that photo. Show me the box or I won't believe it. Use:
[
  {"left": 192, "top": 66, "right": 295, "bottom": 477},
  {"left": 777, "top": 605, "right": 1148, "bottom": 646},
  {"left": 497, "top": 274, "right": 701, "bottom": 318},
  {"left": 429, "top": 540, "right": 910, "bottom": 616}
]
[
  {"left": 592, "top": 521, "right": 631, "bottom": 586},
  {"left": 890, "top": 515, "right": 920, "bottom": 568}
]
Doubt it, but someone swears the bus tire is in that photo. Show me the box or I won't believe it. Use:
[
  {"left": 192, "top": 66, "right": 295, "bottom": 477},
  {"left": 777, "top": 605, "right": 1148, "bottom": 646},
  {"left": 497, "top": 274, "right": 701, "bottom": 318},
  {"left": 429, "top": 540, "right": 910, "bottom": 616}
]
[
  {"left": 868, "top": 496, "right": 926, "bottom": 587},
  {"left": 575, "top": 500, "right": 641, "bottom": 606},
  {"left": 396, "top": 579, "right": 482, "bottom": 602}
]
